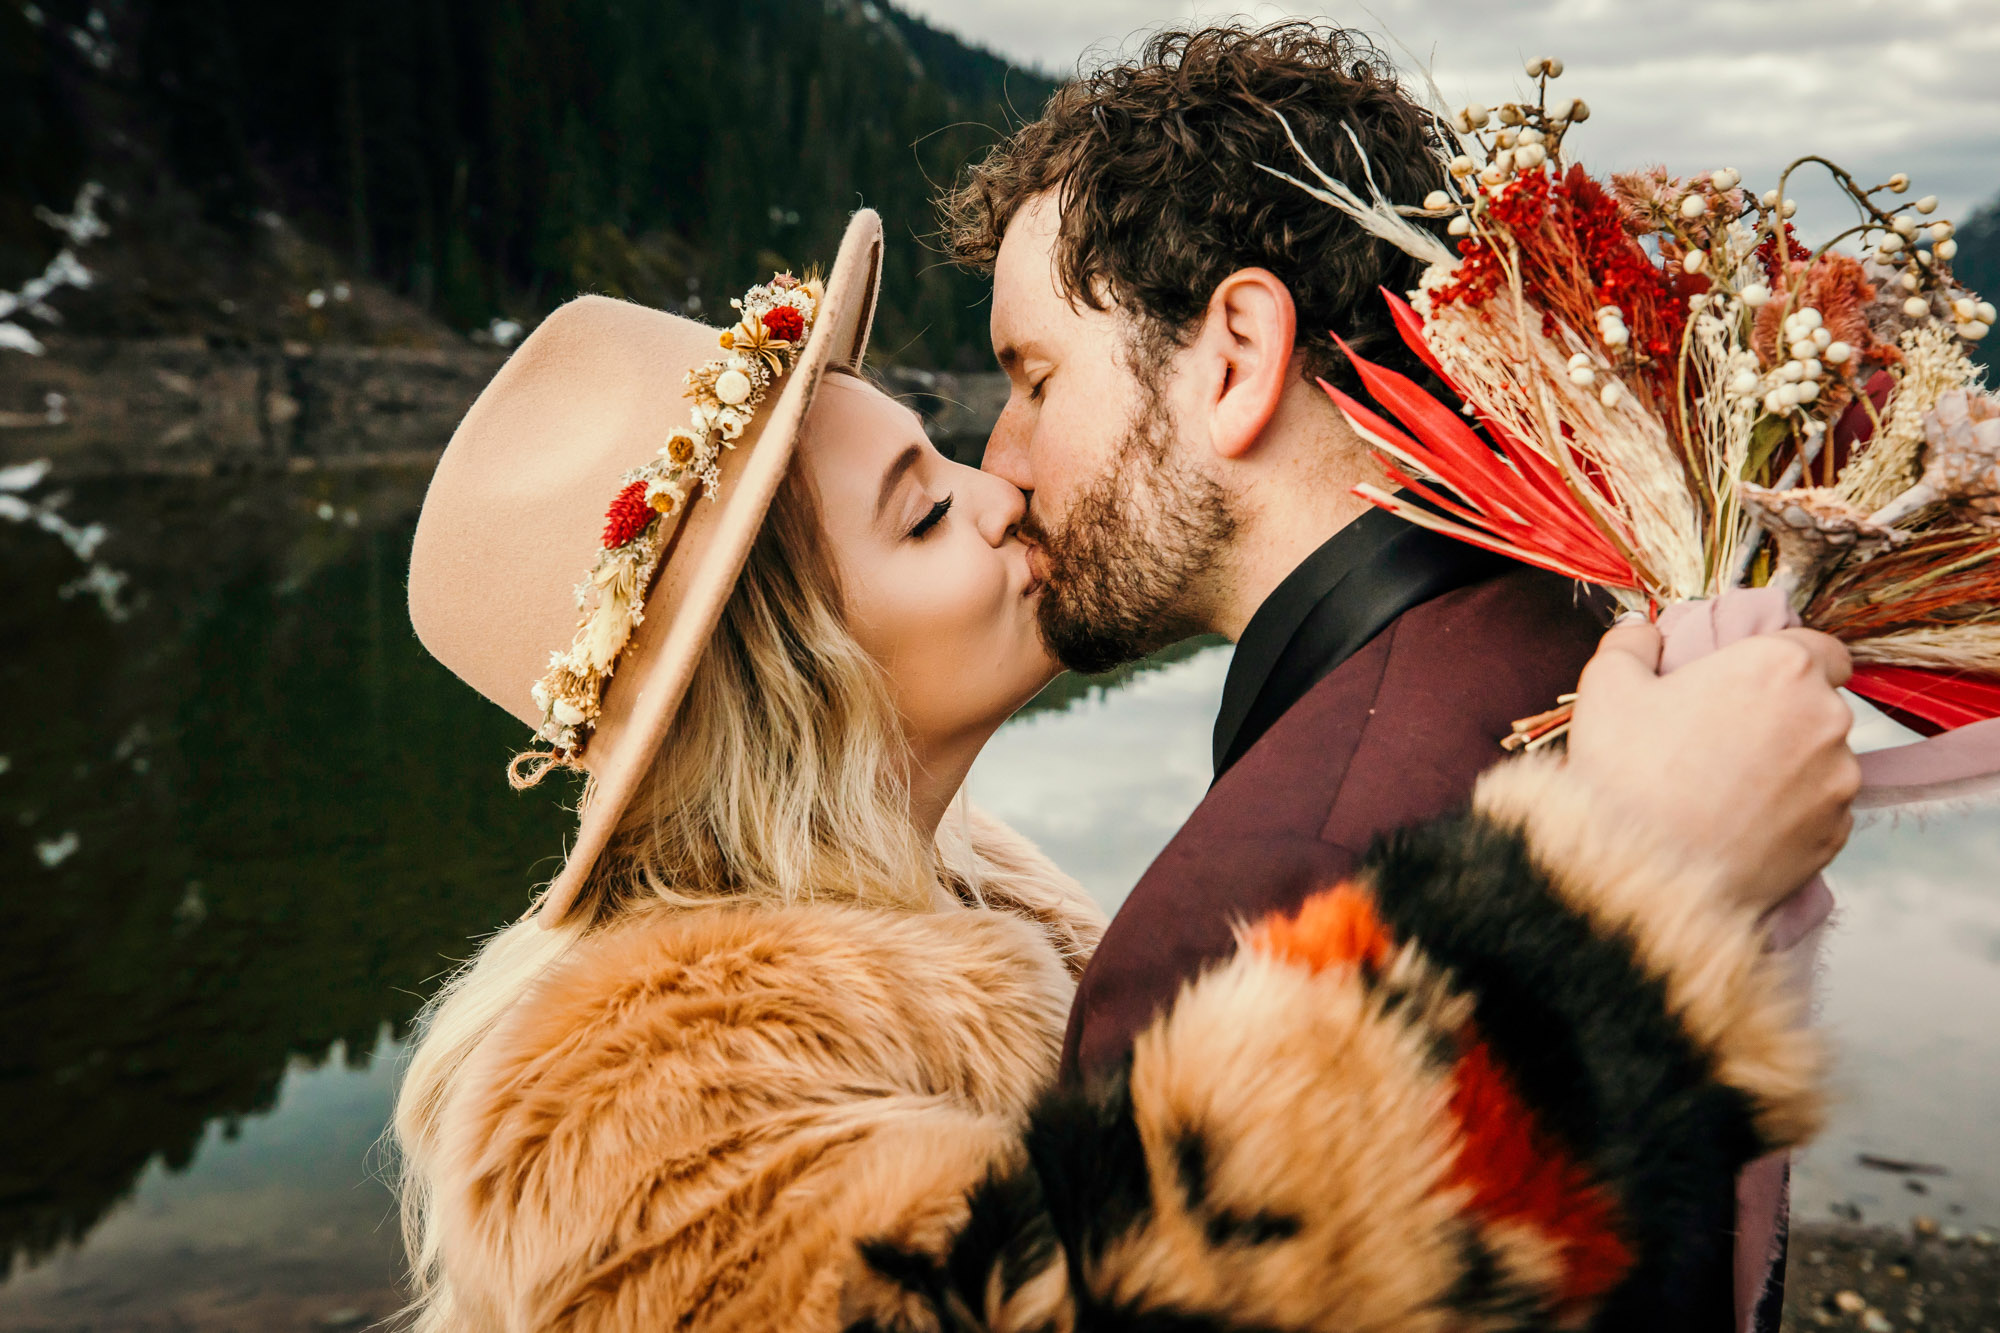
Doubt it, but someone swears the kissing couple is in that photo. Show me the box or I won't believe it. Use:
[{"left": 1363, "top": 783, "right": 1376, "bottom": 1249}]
[{"left": 394, "top": 23, "right": 1857, "bottom": 1333}]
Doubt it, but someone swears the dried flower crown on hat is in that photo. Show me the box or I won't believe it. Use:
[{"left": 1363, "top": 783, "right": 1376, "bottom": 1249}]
[
  {"left": 1260, "top": 55, "right": 2000, "bottom": 751},
  {"left": 525, "top": 271, "right": 822, "bottom": 765}
]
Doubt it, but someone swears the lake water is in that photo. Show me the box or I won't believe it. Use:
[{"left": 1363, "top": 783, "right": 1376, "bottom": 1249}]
[{"left": 1, "top": 470, "right": 1995, "bottom": 1329}]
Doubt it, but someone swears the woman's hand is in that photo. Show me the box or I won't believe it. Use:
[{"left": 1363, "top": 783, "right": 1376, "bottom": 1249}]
[{"left": 1565, "top": 618, "right": 1862, "bottom": 915}]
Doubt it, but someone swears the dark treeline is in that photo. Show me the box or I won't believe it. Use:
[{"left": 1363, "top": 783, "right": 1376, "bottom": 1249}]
[{"left": 4, "top": 0, "right": 1057, "bottom": 366}]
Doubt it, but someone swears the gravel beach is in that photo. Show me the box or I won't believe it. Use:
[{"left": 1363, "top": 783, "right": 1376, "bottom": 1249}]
[{"left": 1784, "top": 1223, "right": 2000, "bottom": 1332}]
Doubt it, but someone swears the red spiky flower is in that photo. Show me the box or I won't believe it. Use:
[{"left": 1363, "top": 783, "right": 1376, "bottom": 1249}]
[{"left": 601, "top": 480, "right": 653, "bottom": 549}]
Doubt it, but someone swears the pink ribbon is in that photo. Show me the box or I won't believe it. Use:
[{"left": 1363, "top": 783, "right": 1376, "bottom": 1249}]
[{"left": 1653, "top": 586, "right": 2000, "bottom": 1330}]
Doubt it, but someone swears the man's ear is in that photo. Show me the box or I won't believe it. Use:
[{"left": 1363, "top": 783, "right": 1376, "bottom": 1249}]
[{"left": 1195, "top": 268, "right": 1297, "bottom": 462}]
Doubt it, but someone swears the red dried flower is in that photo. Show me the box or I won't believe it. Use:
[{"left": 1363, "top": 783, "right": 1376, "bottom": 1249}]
[
  {"left": 601, "top": 480, "right": 653, "bottom": 549},
  {"left": 762, "top": 306, "right": 805, "bottom": 343},
  {"left": 1756, "top": 223, "right": 1812, "bottom": 284}
]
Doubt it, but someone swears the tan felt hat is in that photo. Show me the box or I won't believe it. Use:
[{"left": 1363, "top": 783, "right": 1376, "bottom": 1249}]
[{"left": 409, "top": 209, "right": 883, "bottom": 924}]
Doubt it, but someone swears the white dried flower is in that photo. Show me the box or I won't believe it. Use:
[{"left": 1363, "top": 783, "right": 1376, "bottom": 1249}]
[
  {"left": 1979, "top": 301, "right": 1999, "bottom": 323},
  {"left": 1760, "top": 189, "right": 1781, "bottom": 208},
  {"left": 1789, "top": 337, "right": 1817, "bottom": 360},
  {"left": 1449, "top": 155, "right": 1476, "bottom": 177},
  {"left": 1547, "top": 97, "right": 1576, "bottom": 122},
  {"left": 1812, "top": 326, "right": 1833, "bottom": 350},
  {"left": 1802, "top": 359, "right": 1824, "bottom": 381},
  {"left": 552, "top": 699, "right": 588, "bottom": 727},
  {"left": 1448, "top": 214, "right": 1473, "bottom": 237},
  {"left": 1781, "top": 198, "right": 1798, "bottom": 218},
  {"left": 1680, "top": 194, "right": 1709, "bottom": 219},
  {"left": 1515, "top": 143, "right": 1547, "bottom": 170},
  {"left": 1423, "top": 189, "right": 1452, "bottom": 211},
  {"left": 1545, "top": 56, "right": 1564, "bottom": 76},
  {"left": 1959, "top": 322, "right": 1991, "bottom": 342},
  {"left": 1730, "top": 369, "right": 1761, "bottom": 395},
  {"left": 1569, "top": 364, "right": 1596, "bottom": 386},
  {"left": 1525, "top": 57, "right": 1547, "bottom": 76},
  {"left": 1740, "top": 283, "right": 1772, "bottom": 307},
  {"left": 1763, "top": 389, "right": 1788, "bottom": 415},
  {"left": 1711, "top": 168, "right": 1741, "bottom": 190},
  {"left": 1599, "top": 381, "right": 1620, "bottom": 407},
  {"left": 1937, "top": 238, "right": 1959, "bottom": 260},
  {"left": 1880, "top": 232, "right": 1906, "bottom": 253},
  {"left": 1517, "top": 126, "right": 1545, "bottom": 147},
  {"left": 1824, "top": 341, "right": 1853, "bottom": 365},
  {"left": 1930, "top": 220, "right": 1955, "bottom": 240},
  {"left": 1899, "top": 271, "right": 1922, "bottom": 292},
  {"left": 1887, "top": 173, "right": 1910, "bottom": 193},
  {"left": 1778, "top": 360, "right": 1805, "bottom": 383},
  {"left": 1498, "top": 104, "right": 1525, "bottom": 127},
  {"left": 1797, "top": 380, "right": 1821, "bottom": 402},
  {"left": 1683, "top": 249, "right": 1708, "bottom": 273},
  {"left": 1904, "top": 295, "right": 1932, "bottom": 318},
  {"left": 1915, "top": 195, "right": 1939, "bottom": 214},
  {"left": 1567, "top": 98, "right": 1590, "bottom": 121}
]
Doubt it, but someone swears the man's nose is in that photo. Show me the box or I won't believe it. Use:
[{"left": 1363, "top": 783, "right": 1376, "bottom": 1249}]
[{"left": 981, "top": 401, "right": 1032, "bottom": 492}]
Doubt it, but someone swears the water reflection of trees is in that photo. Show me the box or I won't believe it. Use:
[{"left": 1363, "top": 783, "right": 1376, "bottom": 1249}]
[
  {"left": 0, "top": 472, "right": 572, "bottom": 1275},
  {"left": 0, "top": 471, "right": 1221, "bottom": 1278}
]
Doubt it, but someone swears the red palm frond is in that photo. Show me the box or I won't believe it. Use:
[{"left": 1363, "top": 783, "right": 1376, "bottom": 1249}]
[
  {"left": 1324, "top": 331, "right": 1640, "bottom": 590},
  {"left": 1848, "top": 665, "right": 2000, "bottom": 731}
]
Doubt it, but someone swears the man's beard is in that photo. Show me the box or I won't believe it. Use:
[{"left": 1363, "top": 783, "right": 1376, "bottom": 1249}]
[{"left": 1022, "top": 379, "right": 1234, "bottom": 675}]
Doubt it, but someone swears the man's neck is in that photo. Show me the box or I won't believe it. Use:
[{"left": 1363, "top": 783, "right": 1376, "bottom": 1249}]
[{"left": 1206, "top": 402, "right": 1377, "bottom": 641}]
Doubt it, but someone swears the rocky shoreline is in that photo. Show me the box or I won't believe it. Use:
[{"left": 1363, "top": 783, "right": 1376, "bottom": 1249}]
[
  {"left": 0, "top": 339, "right": 1005, "bottom": 477},
  {"left": 1784, "top": 1222, "right": 1999, "bottom": 1332}
]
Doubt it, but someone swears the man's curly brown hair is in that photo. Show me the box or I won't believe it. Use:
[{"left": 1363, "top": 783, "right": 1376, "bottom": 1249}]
[{"left": 942, "top": 22, "right": 1453, "bottom": 395}]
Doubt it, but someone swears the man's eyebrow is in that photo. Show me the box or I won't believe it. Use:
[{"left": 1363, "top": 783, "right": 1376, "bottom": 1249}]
[{"left": 875, "top": 443, "right": 922, "bottom": 521}]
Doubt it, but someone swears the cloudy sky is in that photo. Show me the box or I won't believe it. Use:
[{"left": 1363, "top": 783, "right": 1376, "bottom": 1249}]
[{"left": 898, "top": 0, "right": 2000, "bottom": 225}]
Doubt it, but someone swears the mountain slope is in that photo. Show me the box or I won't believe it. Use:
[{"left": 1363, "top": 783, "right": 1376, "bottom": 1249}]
[{"left": 2, "top": 0, "right": 1056, "bottom": 367}]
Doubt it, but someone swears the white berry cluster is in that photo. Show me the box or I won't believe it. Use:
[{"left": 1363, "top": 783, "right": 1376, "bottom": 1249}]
[{"left": 1436, "top": 56, "right": 1589, "bottom": 235}]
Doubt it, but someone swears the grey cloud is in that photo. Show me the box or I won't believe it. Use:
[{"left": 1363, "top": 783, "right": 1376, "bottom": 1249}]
[{"left": 901, "top": 0, "right": 2000, "bottom": 221}]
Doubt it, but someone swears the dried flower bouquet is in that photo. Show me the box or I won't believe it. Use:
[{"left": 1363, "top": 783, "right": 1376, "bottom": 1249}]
[{"left": 1263, "top": 57, "right": 2000, "bottom": 756}]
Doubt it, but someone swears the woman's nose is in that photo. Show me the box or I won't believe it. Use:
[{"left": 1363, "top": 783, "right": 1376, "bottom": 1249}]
[{"left": 962, "top": 463, "right": 1028, "bottom": 547}]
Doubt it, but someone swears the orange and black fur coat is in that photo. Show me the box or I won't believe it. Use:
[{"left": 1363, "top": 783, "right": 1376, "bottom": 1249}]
[{"left": 420, "top": 757, "right": 1819, "bottom": 1332}]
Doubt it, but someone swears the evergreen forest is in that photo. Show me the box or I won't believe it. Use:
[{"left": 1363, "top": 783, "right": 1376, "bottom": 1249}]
[{"left": 3, "top": 0, "right": 1058, "bottom": 366}]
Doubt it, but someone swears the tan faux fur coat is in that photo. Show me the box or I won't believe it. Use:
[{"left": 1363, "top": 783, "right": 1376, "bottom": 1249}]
[{"left": 418, "top": 761, "right": 1823, "bottom": 1333}]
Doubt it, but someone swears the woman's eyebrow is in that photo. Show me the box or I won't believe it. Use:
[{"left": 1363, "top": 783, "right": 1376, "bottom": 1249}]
[{"left": 874, "top": 443, "right": 923, "bottom": 521}]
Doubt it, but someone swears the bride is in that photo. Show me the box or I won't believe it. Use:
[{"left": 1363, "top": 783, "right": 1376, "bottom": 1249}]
[{"left": 395, "top": 212, "right": 1855, "bottom": 1331}]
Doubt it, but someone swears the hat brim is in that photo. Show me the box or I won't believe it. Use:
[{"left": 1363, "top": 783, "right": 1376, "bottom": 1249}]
[{"left": 536, "top": 211, "right": 884, "bottom": 924}]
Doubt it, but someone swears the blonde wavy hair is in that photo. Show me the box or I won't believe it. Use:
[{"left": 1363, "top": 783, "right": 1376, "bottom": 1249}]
[{"left": 390, "top": 388, "right": 1096, "bottom": 1329}]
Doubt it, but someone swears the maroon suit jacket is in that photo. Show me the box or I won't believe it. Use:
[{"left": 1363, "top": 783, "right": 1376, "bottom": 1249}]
[
  {"left": 1060, "top": 558, "right": 1745, "bottom": 1330},
  {"left": 1061, "top": 564, "right": 1603, "bottom": 1076}
]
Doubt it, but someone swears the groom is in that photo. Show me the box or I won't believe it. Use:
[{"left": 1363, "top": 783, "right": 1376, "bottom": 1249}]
[{"left": 946, "top": 21, "right": 1838, "bottom": 1332}]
